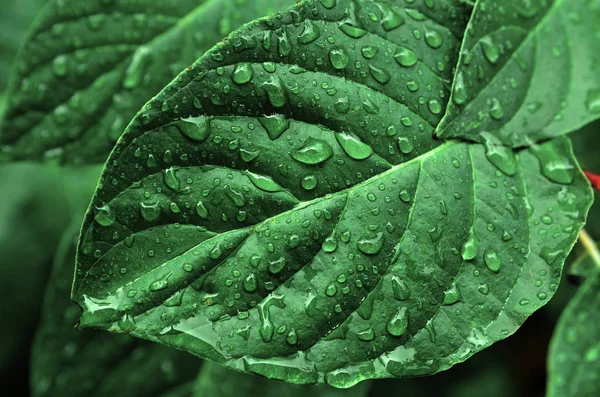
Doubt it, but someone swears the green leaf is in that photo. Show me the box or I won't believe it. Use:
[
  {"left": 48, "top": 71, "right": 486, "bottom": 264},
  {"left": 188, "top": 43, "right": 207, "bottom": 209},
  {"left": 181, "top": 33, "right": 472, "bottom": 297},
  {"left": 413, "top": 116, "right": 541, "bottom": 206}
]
[
  {"left": 548, "top": 266, "right": 600, "bottom": 396},
  {"left": 193, "top": 361, "right": 369, "bottom": 396},
  {"left": 0, "top": 0, "right": 47, "bottom": 91},
  {"left": 437, "top": 0, "right": 600, "bottom": 147},
  {"left": 73, "top": 0, "right": 592, "bottom": 388},
  {"left": 31, "top": 222, "right": 202, "bottom": 397},
  {"left": 0, "top": 0, "right": 293, "bottom": 164},
  {"left": 0, "top": 163, "right": 71, "bottom": 375},
  {"left": 571, "top": 120, "right": 600, "bottom": 239}
]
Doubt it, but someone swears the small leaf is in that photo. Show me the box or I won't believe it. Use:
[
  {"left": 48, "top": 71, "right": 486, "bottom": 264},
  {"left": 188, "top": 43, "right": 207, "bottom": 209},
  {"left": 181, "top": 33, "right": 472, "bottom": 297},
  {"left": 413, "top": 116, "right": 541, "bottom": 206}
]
[
  {"left": 548, "top": 267, "right": 600, "bottom": 397},
  {"left": 437, "top": 0, "right": 600, "bottom": 147},
  {"left": 0, "top": 0, "right": 293, "bottom": 164}
]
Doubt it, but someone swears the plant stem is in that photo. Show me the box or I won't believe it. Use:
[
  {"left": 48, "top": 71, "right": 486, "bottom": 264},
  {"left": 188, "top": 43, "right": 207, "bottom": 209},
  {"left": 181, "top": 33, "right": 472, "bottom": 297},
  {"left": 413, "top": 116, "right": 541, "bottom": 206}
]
[{"left": 578, "top": 229, "right": 600, "bottom": 268}]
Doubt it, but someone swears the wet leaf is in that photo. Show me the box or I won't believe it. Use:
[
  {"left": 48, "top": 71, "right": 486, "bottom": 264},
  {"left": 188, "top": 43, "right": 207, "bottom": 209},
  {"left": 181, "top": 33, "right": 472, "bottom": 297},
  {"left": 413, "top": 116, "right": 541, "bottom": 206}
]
[
  {"left": 548, "top": 266, "right": 600, "bottom": 397},
  {"left": 0, "top": 0, "right": 293, "bottom": 164},
  {"left": 73, "top": 0, "right": 592, "bottom": 388},
  {"left": 193, "top": 361, "right": 369, "bottom": 396},
  {"left": 437, "top": 0, "right": 600, "bottom": 147},
  {"left": 31, "top": 222, "right": 201, "bottom": 397}
]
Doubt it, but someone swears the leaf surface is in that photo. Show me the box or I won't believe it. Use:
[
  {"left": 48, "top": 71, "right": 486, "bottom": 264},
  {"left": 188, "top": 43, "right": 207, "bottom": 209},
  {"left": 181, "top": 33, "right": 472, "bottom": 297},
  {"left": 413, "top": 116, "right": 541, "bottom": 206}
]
[
  {"left": 73, "top": 0, "right": 592, "bottom": 387},
  {"left": 31, "top": 222, "right": 202, "bottom": 397},
  {"left": 548, "top": 265, "right": 600, "bottom": 397},
  {"left": 0, "top": 0, "right": 292, "bottom": 164},
  {"left": 437, "top": 0, "right": 600, "bottom": 147},
  {"left": 193, "top": 361, "right": 369, "bottom": 396}
]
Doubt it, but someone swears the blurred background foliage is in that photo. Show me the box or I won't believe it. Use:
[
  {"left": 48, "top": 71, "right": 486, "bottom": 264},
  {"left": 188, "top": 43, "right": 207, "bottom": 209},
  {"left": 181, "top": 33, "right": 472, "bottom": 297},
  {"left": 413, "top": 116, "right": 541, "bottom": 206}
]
[{"left": 0, "top": 0, "right": 598, "bottom": 396}]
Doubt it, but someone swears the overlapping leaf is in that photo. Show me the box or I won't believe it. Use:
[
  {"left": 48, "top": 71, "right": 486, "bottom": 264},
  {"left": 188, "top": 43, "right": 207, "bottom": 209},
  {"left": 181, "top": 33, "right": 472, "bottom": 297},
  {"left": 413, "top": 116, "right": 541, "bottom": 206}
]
[
  {"left": 72, "top": 0, "right": 593, "bottom": 387},
  {"left": 0, "top": 0, "right": 293, "bottom": 164},
  {"left": 31, "top": 222, "right": 202, "bottom": 397},
  {"left": 548, "top": 263, "right": 600, "bottom": 396},
  {"left": 437, "top": 0, "right": 600, "bottom": 147}
]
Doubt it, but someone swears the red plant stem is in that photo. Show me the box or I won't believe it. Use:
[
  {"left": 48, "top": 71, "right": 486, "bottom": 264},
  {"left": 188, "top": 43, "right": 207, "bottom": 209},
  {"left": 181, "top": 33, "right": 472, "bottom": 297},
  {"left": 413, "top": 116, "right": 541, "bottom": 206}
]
[{"left": 584, "top": 170, "right": 600, "bottom": 191}]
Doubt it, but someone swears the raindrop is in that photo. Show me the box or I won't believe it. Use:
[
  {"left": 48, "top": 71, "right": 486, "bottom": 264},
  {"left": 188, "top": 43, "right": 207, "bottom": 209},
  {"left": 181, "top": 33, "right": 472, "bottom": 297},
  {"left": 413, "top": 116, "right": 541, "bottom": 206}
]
[
  {"left": 291, "top": 138, "right": 334, "bottom": 165},
  {"left": 335, "top": 132, "right": 373, "bottom": 160}
]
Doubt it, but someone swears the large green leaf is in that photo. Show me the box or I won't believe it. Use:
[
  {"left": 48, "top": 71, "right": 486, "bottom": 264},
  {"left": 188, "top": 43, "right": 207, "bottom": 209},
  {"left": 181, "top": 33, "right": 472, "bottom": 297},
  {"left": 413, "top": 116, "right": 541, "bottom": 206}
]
[
  {"left": 548, "top": 264, "right": 600, "bottom": 396},
  {"left": 73, "top": 0, "right": 592, "bottom": 388},
  {"left": 436, "top": 0, "right": 600, "bottom": 147},
  {"left": 31, "top": 222, "right": 202, "bottom": 397},
  {"left": 0, "top": 0, "right": 293, "bottom": 164}
]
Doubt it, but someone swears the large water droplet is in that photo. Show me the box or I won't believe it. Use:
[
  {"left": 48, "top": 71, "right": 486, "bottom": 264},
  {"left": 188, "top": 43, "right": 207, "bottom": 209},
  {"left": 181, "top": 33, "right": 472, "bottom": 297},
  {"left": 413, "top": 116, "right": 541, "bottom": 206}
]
[
  {"left": 391, "top": 276, "right": 411, "bottom": 300},
  {"left": 329, "top": 47, "right": 350, "bottom": 70},
  {"left": 232, "top": 63, "right": 254, "bottom": 85},
  {"left": 394, "top": 46, "right": 418, "bottom": 67},
  {"left": 461, "top": 231, "right": 478, "bottom": 260},
  {"left": 335, "top": 132, "right": 373, "bottom": 160},
  {"left": 484, "top": 249, "right": 501, "bottom": 273},
  {"left": 387, "top": 307, "right": 409, "bottom": 336},
  {"left": 357, "top": 232, "right": 385, "bottom": 255},
  {"left": 481, "top": 132, "right": 517, "bottom": 176},
  {"left": 480, "top": 35, "right": 500, "bottom": 64},
  {"left": 291, "top": 138, "right": 334, "bottom": 165}
]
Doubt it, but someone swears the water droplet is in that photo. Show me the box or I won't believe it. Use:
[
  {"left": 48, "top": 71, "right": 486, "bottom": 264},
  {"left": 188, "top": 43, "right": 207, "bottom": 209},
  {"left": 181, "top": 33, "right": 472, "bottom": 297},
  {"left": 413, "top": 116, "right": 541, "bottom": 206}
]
[
  {"left": 52, "top": 55, "right": 68, "bottom": 78},
  {"left": 428, "top": 98, "right": 443, "bottom": 115},
  {"left": 391, "top": 276, "right": 410, "bottom": 300},
  {"left": 452, "top": 71, "right": 467, "bottom": 105},
  {"left": 297, "top": 19, "right": 321, "bottom": 44},
  {"left": 398, "top": 137, "right": 414, "bottom": 154},
  {"left": 232, "top": 63, "right": 254, "bottom": 85},
  {"left": 394, "top": 46, "right": 418, "bottom": 67},
  {"left": 163, "top": 167, "right": 181, "bottom": 191},
  {"left": 329, "top": 47, "right": 349, "bottom": 70},
  {"left": 387, "top": 307, "right": 409, "bottom": 337},
  {"left": 95, "top": 205, "right": 116, "bottom": 226},
  {"left": 243, "top": 273, "right": 258, "bottom": 292},
  {"left": 262, "top": 76, "right": 287, "bottom": 107},
  {"left": 586, "top": 89, "right": 600, "bottom": 113},
  {"left": 196, "top": 201, "right": 209, "bottom": 219},
  {"left": 490, "top": 98, "right": 505, "bottom": 120},
  {"left": 480, "top": 35, "right": 500, "bottom": 64},
  {"left": 484, "top": 249, "right": 501, "bottom": 273},
  {"left": 481, "top": 132, "right": 517, "bottom": 176},
  {"left": 357, "top": 232, "right": 385, "bottom": 255},
  {"left": 461, "top": 232, "right": 478, "bottom": 260},
  {"left": 259, "top": 114, "right": 290, "bottom": 140},
  {"left": 246, "top": 172, "right": 282, "bottom": 192},
  {"left": 180, "top": 116, "right": 211, "bottom": 142},
  {"left": 291, "top": 138, "right": 334, "bottom": 165},
  {"left": 369, "top": 65, "right": 391, "bottom": 84},
  {"left": 124, "top": 47, "right": 151, "bottom": 88},
  {"left": 424, "top": 29, "right": 443, "bottom": 48},
  {"left": 335, "top": 133, "right": 373, "bottom": 160},
  {"left": 442, "top": 284, "right": 462, "bottom": 305},
  {"left": 301, "top": 174, "right": 318, "bottom": 191}
]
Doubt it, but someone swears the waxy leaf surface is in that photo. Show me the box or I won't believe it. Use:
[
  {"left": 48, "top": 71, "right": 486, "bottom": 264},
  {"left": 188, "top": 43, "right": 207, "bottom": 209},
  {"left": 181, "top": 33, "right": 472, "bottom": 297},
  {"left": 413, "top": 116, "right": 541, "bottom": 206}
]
[
  {"left": 0, "top": 0, "right": 292, "bottom": 164},
  {"left": 74, "top": 0, "right": 592, "bottom": 387},
  {"left": 548, "top": 266, "right": 600, "bottom": 397},
  {"left": 437, "top": 0, "right": 600, "bottom": 147}
]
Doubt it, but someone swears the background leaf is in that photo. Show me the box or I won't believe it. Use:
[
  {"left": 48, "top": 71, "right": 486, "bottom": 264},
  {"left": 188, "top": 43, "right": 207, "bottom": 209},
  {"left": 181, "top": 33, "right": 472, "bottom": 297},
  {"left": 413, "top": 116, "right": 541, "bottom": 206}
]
[
  {"left": 31, "top": 222, "right": 202, "bottom": 397},
  {"left": 0, "top": 0, "right": 47, "bottom": 91},
  {"left": 73, "top": 0, "right": 592, "bottom": 387},
  {"left": 437, "top": 0, "right": 600, "bottom": 147},
  {"left": 548, "top": 258, "right": 600, "bottom": 396},
  {"left": 0, "top": 0, "right": 294, "bottom": 164}
]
